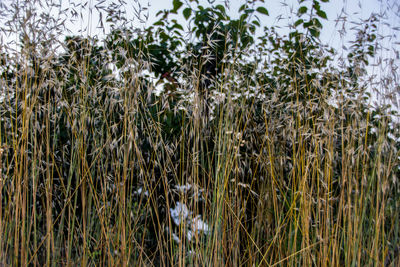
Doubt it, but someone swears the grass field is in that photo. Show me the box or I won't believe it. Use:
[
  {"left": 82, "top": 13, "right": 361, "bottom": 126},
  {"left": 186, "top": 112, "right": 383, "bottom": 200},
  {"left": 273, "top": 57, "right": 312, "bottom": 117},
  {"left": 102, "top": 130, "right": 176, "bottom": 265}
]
[{"left": 0, "top": 0, "right": 399, "bottom": 266}]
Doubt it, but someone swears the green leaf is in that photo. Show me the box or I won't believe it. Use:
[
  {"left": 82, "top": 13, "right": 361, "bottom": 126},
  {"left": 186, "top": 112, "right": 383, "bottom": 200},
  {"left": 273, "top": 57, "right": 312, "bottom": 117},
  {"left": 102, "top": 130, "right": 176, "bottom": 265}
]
[
  {"left": 240, "top": 13, "right": 249, "bottom": 22},
  {"left": 160, "top": 31, "right": 169, "bottom": 42},
  {"left": 239, "top": 4, "right": 248, "bottom": 12},
  {"left": 215, "top": 4, "right": 225, "bottom": 13},
  {"left": 249, "top": 25, "right": 256, "bottom": 34},
  {"left": 298, "top": 6, "right": 307, "bottom": 15},
  {"left": 313, "top": 18, "right": 322, "bottom": 29},
  {"left": 183, "top": 7, "right": 191, "bottom": 20},
  {"left": 303, "top": 20, "right": 312, "bottom": 28},
  {"left": 172, "top": 0, "right": 183, "bottom": 13},
  {"left": 173, "top": 30, "right": 182, "bottom": 37},
  {"left": 252, "top": 20, "right": 260, "bottom": 27},
  {"left": 312, "top": 1, "right": 321, "bottom": 10},
  {"left": 316, "top": 10, "right": 327, "bottom": 19},
  {"left": 309, "top": 28, "right": 320, "bottom": 38},
  {"left": 289, "top": 31, "right": 299, "bottom": 39},
  {"left": 256, "top": 7, "right": 269, "bottom": 16},
  {"left": 294, "top": 19, "right": 303, "bottom": 27},
  {"left": 153, "top": 21, "right": 164, "bottom": 26},
  {"left": 173, "top": 23, "right": 184, "bottom": 31}
]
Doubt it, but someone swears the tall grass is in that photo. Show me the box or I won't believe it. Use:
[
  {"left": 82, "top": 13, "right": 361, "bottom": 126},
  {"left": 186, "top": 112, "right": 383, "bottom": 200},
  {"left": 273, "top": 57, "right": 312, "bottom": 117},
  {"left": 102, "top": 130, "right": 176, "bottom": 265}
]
[{"left": 0, "top": 0, "right": 399, "bottom": 266}]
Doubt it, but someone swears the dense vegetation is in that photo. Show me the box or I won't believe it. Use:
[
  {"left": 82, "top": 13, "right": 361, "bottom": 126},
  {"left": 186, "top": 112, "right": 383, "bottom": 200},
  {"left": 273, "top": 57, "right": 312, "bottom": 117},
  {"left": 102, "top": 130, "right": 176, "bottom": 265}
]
[{"left": 0, "top": 0, "right": 399, "bottom": 265}]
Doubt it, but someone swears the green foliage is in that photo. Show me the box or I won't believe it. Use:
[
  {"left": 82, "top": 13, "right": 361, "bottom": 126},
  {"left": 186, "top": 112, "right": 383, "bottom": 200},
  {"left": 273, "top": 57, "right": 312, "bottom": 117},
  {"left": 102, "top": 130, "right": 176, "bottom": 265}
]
[{"left": 256, "top": 6, "right": 269, "bottom": 16}]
